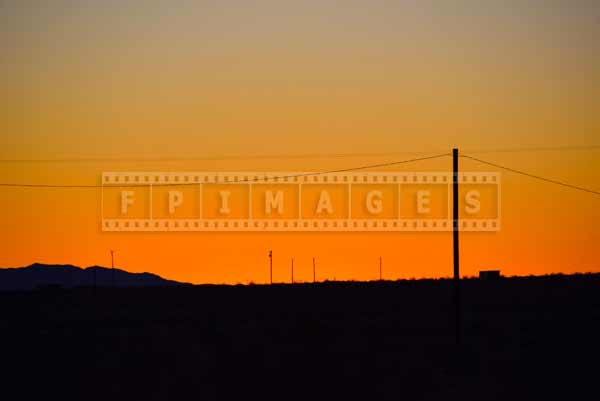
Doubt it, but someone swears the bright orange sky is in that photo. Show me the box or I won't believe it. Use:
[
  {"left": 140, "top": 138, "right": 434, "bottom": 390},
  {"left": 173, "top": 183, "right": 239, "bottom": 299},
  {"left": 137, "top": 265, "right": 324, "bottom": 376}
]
[{"left": 1, "top": 1, "right": 599, "bottom": 283}]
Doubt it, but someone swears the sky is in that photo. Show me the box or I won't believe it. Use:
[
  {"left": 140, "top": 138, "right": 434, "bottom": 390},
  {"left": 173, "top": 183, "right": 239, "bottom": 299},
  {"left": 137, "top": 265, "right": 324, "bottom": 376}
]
[{"left": 1, "top": 0, "right": 599, "bottom": 283}]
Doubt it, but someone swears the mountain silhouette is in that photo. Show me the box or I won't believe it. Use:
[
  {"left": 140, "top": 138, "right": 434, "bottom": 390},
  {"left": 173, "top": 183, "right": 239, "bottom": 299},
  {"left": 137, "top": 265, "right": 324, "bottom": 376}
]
[{"left": 0, "top": 263, "right": 184, "bottom": 291}]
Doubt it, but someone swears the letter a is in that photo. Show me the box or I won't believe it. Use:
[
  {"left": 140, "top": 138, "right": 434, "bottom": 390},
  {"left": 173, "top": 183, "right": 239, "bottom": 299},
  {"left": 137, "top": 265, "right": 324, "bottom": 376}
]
[{"left": 316, "top": 191, "right": 333, "bottom": 215}]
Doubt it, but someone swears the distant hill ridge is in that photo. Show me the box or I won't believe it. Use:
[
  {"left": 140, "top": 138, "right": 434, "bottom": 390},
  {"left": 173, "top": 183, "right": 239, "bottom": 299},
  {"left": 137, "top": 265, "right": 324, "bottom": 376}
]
[{"left": 0, "top": 263, "right": 184, "bottom": 291}]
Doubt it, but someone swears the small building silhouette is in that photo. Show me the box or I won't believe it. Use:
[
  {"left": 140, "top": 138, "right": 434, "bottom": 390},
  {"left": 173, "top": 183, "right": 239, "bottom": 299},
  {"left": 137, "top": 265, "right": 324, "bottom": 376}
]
[{"left": 479, "top": 270, "right": 501, "bottom": 280}]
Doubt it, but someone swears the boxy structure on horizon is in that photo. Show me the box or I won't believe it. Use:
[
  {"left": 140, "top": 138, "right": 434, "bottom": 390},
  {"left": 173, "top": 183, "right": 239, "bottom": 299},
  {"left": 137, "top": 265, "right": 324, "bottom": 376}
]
[{"left": 479, "top": 270, "right": 501, "bottom": 280}]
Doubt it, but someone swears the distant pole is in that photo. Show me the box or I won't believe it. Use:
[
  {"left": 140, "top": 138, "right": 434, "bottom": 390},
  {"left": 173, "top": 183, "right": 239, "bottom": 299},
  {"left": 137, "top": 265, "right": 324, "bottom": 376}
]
[
  {"left": 268, "top": 250, "right": 273, "bottom": 284},
  {"left": 453, "top": 148, "right": 461, "bottom": 345},
  {"left": 379, "top": 256, "right": 382, "bottom": 281},
  {"left": 291, "top": 258, "right": 294, "bottom": 284},
  {"left": 312, "top": 257, "right": 316, "bottom": 283},
  {"left": 111, "top": 250, "right": 115, "bottom": 287}
]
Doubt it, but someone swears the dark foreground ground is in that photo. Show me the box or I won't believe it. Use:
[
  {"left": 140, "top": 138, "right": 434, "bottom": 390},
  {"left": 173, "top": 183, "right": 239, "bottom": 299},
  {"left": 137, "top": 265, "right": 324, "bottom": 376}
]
[{"left": 2, "top": 274, "right": 599, "bottom": 400}]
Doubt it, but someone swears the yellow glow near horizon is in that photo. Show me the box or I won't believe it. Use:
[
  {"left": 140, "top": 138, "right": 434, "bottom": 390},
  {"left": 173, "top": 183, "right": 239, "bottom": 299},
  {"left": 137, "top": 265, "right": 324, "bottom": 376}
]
[{"left": 1, "top": 1, "right": 599, "bottom": 282}]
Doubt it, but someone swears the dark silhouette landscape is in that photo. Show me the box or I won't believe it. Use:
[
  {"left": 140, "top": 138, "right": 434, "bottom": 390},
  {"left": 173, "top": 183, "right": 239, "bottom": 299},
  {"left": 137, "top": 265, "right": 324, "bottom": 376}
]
[
  {"left": 0, "top": 263, "right": 184, "bottom": 291},
  {"left": 1, "top": 268, "right": 599, "bottom": 400}
]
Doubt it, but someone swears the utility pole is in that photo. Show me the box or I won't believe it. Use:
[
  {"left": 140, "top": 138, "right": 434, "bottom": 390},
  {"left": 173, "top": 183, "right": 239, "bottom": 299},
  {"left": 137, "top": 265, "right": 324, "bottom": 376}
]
[
  {"left": 379, "top": 256, "right": 382, "bottom": 281},
  {"left": 268, "top": 250, "right": 273, "bottom": 284},
  {"left": 453, "top": 148, "right": 461, "bottom": 346},
  {"left": 111, "top": 250, "right": 116, "bottom": 287},
  {"left": 312, "top": 257, "right": 316, "bottom": 283},
  {"left": 291, "top": 258, "right": 294, "bottom": 284}
]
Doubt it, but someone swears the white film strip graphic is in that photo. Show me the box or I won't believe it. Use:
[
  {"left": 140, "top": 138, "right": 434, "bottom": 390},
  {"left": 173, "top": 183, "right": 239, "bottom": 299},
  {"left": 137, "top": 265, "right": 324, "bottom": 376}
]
[{"left": 101, "top": 172, "right": 500, "bottom": 232}]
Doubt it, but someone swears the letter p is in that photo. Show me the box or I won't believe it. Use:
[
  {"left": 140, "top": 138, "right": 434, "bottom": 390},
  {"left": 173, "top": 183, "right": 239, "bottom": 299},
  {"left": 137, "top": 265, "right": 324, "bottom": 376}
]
[{"left": 168, "top": 191, "right": 183, "bottom": 214}]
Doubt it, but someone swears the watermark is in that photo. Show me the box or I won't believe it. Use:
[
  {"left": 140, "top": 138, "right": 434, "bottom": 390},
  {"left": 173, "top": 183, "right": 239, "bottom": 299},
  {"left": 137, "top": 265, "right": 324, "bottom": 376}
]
[{"left": 101, "top": 172, "right": 500, "bottom": 231}]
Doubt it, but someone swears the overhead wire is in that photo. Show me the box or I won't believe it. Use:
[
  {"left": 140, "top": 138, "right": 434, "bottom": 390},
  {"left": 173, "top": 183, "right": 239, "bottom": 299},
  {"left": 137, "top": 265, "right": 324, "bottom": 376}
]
[
  {"left": 0, "top": 153, "right": 450, "bottom": 188},
  {"left": 461, "top": 154, "right": 600, "bottom": 196},
  {"left": 0, "top": 144, "right": 597, "bottom": 163}
]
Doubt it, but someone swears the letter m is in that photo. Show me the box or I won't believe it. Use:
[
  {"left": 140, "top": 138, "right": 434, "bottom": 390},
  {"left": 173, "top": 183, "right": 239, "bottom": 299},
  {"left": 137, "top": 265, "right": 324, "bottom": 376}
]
[{"left": 265, "top": 190, "right": 284, "bottom": 215}]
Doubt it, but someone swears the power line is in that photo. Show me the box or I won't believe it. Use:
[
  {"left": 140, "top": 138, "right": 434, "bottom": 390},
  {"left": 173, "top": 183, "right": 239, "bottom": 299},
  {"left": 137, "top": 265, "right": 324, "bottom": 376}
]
[
  {"left": 0, "top": 144, "right": 597, "bottom": 163},
  {"left": 0, "top": 183, "right": 100, "bottom": 188},
  {"left": 2, "top": 151, "right": 598, "bottom": 196},
  {"left": 466, "top": 145, "right": 600, "bottom": 155},
  {"left": 0, "top": 151, "right": 437, "bottom": 163},
  {"left": 0, "top": 153, "right": 450, "bottom": 188},
  {"left": 461, "top": 154, "right": 600, "bottom": 196}
]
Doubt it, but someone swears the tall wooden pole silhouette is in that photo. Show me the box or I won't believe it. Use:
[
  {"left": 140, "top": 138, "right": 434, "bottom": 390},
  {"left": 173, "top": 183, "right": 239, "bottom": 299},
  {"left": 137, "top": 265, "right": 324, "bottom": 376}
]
[
  {"left": 110, "top": 250, "right": 115, "bottom": 287},
  {"left": 312, "top": 257, "right": 316, "bottom": 283},
  {"left": 453, "top": 148, "right": 461, "bottom": 345},
  {"left": 268, "top": 250, "right": 273, "bottom": 284}
]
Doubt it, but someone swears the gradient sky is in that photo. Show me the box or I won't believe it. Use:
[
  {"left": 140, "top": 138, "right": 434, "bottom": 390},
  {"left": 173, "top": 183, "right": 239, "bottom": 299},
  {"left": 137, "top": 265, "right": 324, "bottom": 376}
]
[{"left": 1, "top": 1, "right": 599, "bottom": 283}]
